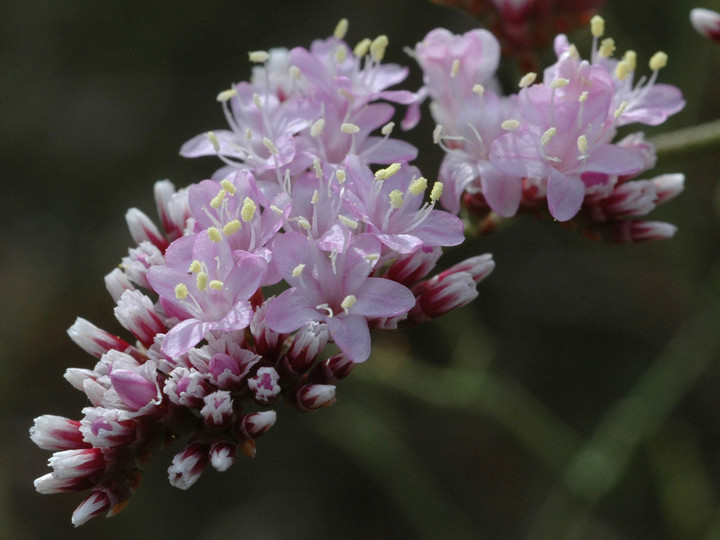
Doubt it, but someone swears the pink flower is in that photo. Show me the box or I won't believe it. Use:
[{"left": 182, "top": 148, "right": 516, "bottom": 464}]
[{"left": 147, "top": 233, "right": 267, "bottom": 357}]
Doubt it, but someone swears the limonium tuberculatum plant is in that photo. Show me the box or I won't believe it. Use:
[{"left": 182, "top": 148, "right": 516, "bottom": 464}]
[{"left": 30, "top": 7, "right": 687, "bottom": 526}]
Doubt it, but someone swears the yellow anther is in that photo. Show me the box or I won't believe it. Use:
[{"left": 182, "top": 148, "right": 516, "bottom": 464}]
[
  {"left": 175, "top": 283, "right": 188, "bottom": 300},
  {"left": 353, "top": 38, "right": 371, "bottom": 57},
  {"left": 311, "top": 189, "right": 320, "bottom": 204},
  {"left": 270, "top": 204, "right": 284, "bottom": 215},
  {"left": 472, "top": 84, "right": 485, "bottom": 95},
  {"left": 590, "top": 15, "right": 605, "bottom": 38},
  {"left": 311, "top": 118, "right": 325, "bottom": 137},
  {"left": 196, "top": 272, "right": 208, "bottom": 291},
  {"left": 409, "top": 176, "right": 427, "bottom": 196},
  {"left": 450, "top": 59, "right": 460, "bottom": 78},
  {"left": 223, "top": 219, "right": 242, "bottom": 236},
  {"left": 430, "top": 182, "right": 443, "bottom": 202},
  {"left": 313, "top": 158, "right": 323, "bottom": 179},
  {"left": 220, "top": 179, "right": 236, "bottom": 195},
  {"left": 550, "top": 78, "right": 569, "bottom": 89},
  {"left": 207, "top": 131, "right": 221, "bottom": 152},
  {"left": 241, "top": 197, "right": 257, "bottom": 222},
  {"left": 370, "top": 35, "right": 389, "bottom": 62},
  {"left": 519, "top": 72, "right": 537, "bottom": 88},
  {"left": 292, "top": 263, "right": 305, "bottom": 278},
  {"left": 599, "top": 38, "right": 616, "bottom": 58},
  {"left": 621, "top": 50, "right": 636, "bottom": 72},
  {"left": 335, "top": 45, "right": 347, "bottom": 64},
  {"left": 248, "top": 50, "right": 270, "bottom": 63},
  {"left": 501, "top": 119, "right": 521, "bottom": 131},
  {"left": 577, "top": 135, "right": 588, "bottom": 156},
  {"left": 389, "top": 190, "right": 404, "bottom": 209},
  {"left": 189, "top": 260, "right": 203, "bottom": 274},
  {"left": 216, "top": 88, "right": 237, "bottom": 102},
  {"left": 649, "top": 51, "right": 667, "bottom": 71},
  {"left": 207, "top": 227, "right": 222, "bottom": 242},
  {"left": 615, "top": 61, "right": 631, "bottom": 81},
  {"left": 210, "top": 189, "right": 226, "bottom": 209},
  {"left": 341, "top": 294, "right": 357, "bottom": 310},
  {"left": 336, "top": 169, "right": 346, "bottom": 184},
  {"left": 334, "top": 18, "right": 349, "bottom": 40},
  {"left": 262, "top": 137, "right": 279, "bottom": 155},
  {"left": 579, "top": 91, "right": 589, "bottom": 103},
  {"left": 297, "top": 217, "right": 311, "bottom": 230},
  {"left": 568, "top": 44, "right": 580, "bottom": 59},
  {"left": 614, "top": 100, "right": 628, "bottom": 119},
  {"left": 433, "top": 124, "right": 443, "bottom": 143},
  {"left": 338, "top": 215, "right": 359, "bottom": 229},
  {"left": 374, "top": 162, "right": 401, "bottom": 180},
  {"left": 341, "top": 122, "right": 360, "bottom": 134},
  {"left": 381, "top": 122, "right": 395, "bottom": 136},
  {"left": 289, "top": 65, "right": 301, "bottom": 79},
  {"left": 365, "top": 253, "right": 379, "bottom": 263},
  {"left": 541, "top": 127, "right": 557, "bottom": 146},
  {"left": 209, "top": 280, "right": 224, "bottom": 291}
]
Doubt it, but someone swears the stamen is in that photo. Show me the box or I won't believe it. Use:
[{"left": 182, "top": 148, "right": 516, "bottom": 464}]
[
  {"left": 501, "top": 119, "right": 521, "bottom": 131},
  {"left": 207, "top": 227, "right": 222, "bottom": 242},
  {"left": 336, "top": 169, "right": 346, "bottom": 184},
  {"left": 472, "top": 84, "right": 485, "bottom": 95},
  {"left": 519, "top": 72, "right": 537, "bottom": 88},
  {"left": 175, "top": 283, "right": 188, "bottom": 300},
  {"left": 241, "top": 197, "right": 257, "bottom": 222},
  {"left": 253, "top": 93, "right": 263, "bottom": 109},
  {"left": 370, "top": 35, "right": 388, "bottom": 62},
  {"left": 297, "top": 217, "right": 311, "bottom": 230},
  {"left": 311, "top": 190, "right": 320, "bottom": 204},
  {"left": 189, "top": 260, "right": 202, "bottom": 273},
  {"left": 209, "top": 280, "right": 223, "bottom": 291},
  {"left": 353, "top": 38, "right": 371, "bottom": 57},
  {"left": 290, "top": 263, "right": 306, "bottom": 279},
  {"left": 210, "top": 189, "right": 226, "bottom": 209},
  {"left": 365, "top": 253, "right": 379, "bottom": 263},
  {"left": 338, "top": 215, "right": 358, "bottom": 229},
  {"left": 220, "top": 179, "right": 236, "bottom": 195},
  {"left": 334, "top": 18, "right": 349, "bottom": 40},
  {"left": 196, "top": 272, "right": 208, "bottom": 291},
  {"left": 623, "top": 50, "right": 637, "bottom": 72},
  {"left": 313, "top": 158, "right": 323, "bottom": 179},
  {"left": 614, "top": 100, "right": 628, "bottom": 119},
  {"left": 341, "top": 122, "right": 360, "bottom": 134},
  {"left": 615, "top": 61, "right": 631, "bottom": 80},
  {"left": 374, "top": 162, "right": 401, "bottom": 180},
  {"left": 577, "top": 135, "right": 589, "bottom": 156},
  {"left": 389, "top": 190, "right": 404, "bottom": 209},
  {"left": 207, "top": 131, "right": 221, "bottom": 152},
  {"left": 341, "top": 295, "right": 357, "bottom": 311},
  {"left": 433, "top": 124, "right": 443, "bottom": 143},
  {"left": 381, "top": 122, "right": 395, "bottom": 136},
  {"left": 550, "top": 78, "right": 569, "bottom": 89},
  {"left": 216, "top": 88, "right": 237, "bottom": 102},
  {"left": 248, "top": 50, "right": 270, "bottom": 63},
  {"left": 579, "top": 91, "right": 589, "bottom": 102},
  {"left": 649, "top": 51, "right": 668, "bottom": 71},
  {"left": 223, "top": 219, "right": 242, "bottom": 236},
  {"left": 262, "top": 137, "right": 279, "bottom": 155},
  {"left": 315, "top": 303, "right": 334, "bottom": 317},
  {"left": 599, "top": 38, "right": 616, "bottom": 58},
  {"left": 430, "top": 182, "right": 443, "bottom": 202},
  {"left": 450, "top": 59, "right": 460, "bottom": 78},
  {"left": 541, "top": 127, "right": 557, "bottom": 146},
  {"left": 568, "top": 44, "right": 580, "bottom": 59},
  {"left": 409, "top": 176, "right": 427, "bottom": 196},
  {"left": 270, "top": 204, "right": 284, "bottom": 215},
  {"left": 590, "top": 15, "right": 605, "bottom": 38},
  {"left": 289, "top": 65, "right": 301, "bottom": 79},
  {"left": 311, "top": 118, "right": 326, "bottom": 137},
  {"left": 335, "top": 46, "right": 347, "bottom": 63}
]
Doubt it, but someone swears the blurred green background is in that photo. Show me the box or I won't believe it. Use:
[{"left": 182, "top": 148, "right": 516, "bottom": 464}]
[{"left": 2, "top": 0, "right": 720, "bottom": 538}]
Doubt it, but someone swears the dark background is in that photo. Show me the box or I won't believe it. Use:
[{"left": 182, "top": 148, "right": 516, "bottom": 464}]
[{"left": 2, "top": 0, "right": 720, "bottom": 538}]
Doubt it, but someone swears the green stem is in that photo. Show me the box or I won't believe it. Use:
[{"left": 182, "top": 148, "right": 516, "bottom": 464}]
[
  {"left": 651, "top": 118, "right": 720, "bottom": 158},
  {"left": 310, "top": 398, "right": 478, "bottom": 540},
  {"left": 354, "top": 360, "right": 584, "bottom": 473}
]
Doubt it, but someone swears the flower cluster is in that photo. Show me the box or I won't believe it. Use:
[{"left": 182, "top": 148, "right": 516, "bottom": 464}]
[
  {"left": 30, "top": 20, "right": 494, "bottom": 526},
  {"left": 415, "top": 16, "right": 685, "bottom": 240}
]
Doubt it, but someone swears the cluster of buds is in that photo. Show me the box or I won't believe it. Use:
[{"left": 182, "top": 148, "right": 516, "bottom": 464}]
[
  {"left": 414, "top": 15, "right": 685, "bottom": 241},
  {"left": 30, "top": 19, "right": 494, "bottom": 526}
]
